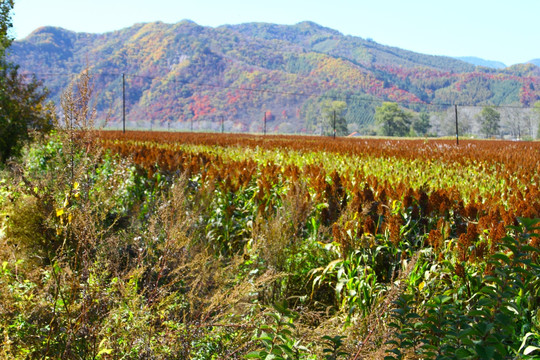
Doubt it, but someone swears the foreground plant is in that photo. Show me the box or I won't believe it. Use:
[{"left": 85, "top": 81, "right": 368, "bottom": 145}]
[
  {"left": 247, "top": 302, "right": 309, "bottom": 360},
  {"left": 385, "top": 218, "right": 540, "bottom": 360}
]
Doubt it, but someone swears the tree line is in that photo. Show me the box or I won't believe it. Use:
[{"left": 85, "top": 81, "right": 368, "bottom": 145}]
[{"left": 317, "top": 99, "right": 540, "bottom": 139}]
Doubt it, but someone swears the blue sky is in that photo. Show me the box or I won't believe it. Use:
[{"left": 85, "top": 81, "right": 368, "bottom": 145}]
[{"left": 11, "top": 0, "right": 540, "bottom": 66}]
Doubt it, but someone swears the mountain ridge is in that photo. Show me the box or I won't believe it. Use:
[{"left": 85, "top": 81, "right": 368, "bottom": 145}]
[
  {"left": 8, "top": 20, "right": 540, "bottom": 133},
  {"left": 529, "top": 59, "right": 540, "bottom": 67},
  {"left": 455, "top": 56, "right": 507, "bottom": 69},
  {"left": 225, "top": 22, "right": 477, "bottom": 72}
]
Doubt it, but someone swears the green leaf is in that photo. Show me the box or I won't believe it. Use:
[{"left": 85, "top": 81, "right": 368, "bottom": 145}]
[
  {"left": 386, "top": 348, "right": 402, "bottom": 356},
  {"left": 268, "top": 313, "right": 281, "bottom": 323},
  {"left": 256, "top": 332, "right": 273, "bottom": 341},
  {"left": 245, "top": 351, "right": 263, "bottom": 358},
  {"left": 491, "top": 253, "right": 511, "bottom": 264},
  {"left": 97, "top": 348, "right": 113, "bottom": 356},
  {"left": 475, "top": 345, "right": 495, "bottom": 359},
  {"left": 520, "top": 245, "right": 540, "bottom": 253},
  {"left": 385, "top": 340, "right": 399, "bottom": 346},
  {"left": 519, "top": 332, "right": 540, "bottom": 354},
  {"left": 524, "top": 345, "right": 540, "bottom": 355},
  {"left": 456, "top": 348, "right": 473, "bottom": 357},
  {"left": 517, "top": 217, "right": 540, "bottom": 228},
  {"left": 272, "top": 300, "right": 289, "bottom": 315}
]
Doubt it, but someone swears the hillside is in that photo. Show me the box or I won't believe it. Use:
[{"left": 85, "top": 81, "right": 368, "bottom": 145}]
[{"left": 7, "top": 21, "right": 540, "bottom": 133}]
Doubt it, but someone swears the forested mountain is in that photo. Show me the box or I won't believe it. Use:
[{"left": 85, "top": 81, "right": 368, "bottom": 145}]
[{"left": 8, "top": 20, "right": 540, "bottom": 133}]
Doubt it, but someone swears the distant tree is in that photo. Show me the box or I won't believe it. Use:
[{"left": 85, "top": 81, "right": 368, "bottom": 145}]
[
  {"left": 375, "top": 102, "right": 412, "bottom": 137},
  {"left": 0, "top": 0, "right": 13, "bottom": 57},
  {"left": 321, "top": 100, "right": 348, "bottom": 136},
  {"left": 344, "top": 94, "right": 376, "bottom": 129},
  {"left": 479, "top": 106, "right": 500, "bottom": 138},
  {"left": 412, "top": 111, "right": 430, "bottom": 136},
  {"left": 500, "top": 107, "right": 534, "bottom": 140},
  {"left": 0, "top": 0, "right": 54, "bottom": 163},
  {"left": 534, "top": 101, "right": 540, "bottom": 139}
]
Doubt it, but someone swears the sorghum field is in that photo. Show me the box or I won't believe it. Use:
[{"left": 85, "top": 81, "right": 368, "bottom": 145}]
[{"left": 1, "top": 128, "right": 539, "bottom": 359}]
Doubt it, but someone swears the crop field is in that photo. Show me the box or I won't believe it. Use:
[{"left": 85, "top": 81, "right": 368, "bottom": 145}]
[
  {"left": 1, "top": 129, "right": 539, "bottom": 359},
  {"left": 101, "top": 131, "right": 540, "bottom": 235},
  {"left": 100, "top": 131, "right": 540, "bottom": 358}
]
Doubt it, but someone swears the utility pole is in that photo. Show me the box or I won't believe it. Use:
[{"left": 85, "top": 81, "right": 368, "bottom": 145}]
[
  {"left": 221, "top": 116, "right": 224, "bottom": 133},
  {"left": 333, "top": 110, "right": 336, "bottom": 139},
  {"left": 263, "top": 112, "right": 267, "bottom": 135},
  {"left": 122, "top": 73, "right": 126, "bottom": 133},
  {"left": 455, "top": 104, "right": 459, "bottom": 146}
]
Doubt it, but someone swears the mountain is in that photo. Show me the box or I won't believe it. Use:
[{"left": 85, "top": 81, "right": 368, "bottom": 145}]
[
  {"left": 529, "top": 59, "right": 540, "bottom": 67},
  {"left": 7, "top": 21, "right": 540, "bottom": 134},
  {"left": 455, "top": 56, "right": 506, "bottom": 69}
]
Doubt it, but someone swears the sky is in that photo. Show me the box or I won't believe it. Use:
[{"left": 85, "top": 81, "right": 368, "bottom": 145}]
[{"left": 10, "top": 0, "right": 540, "bottom": 66}]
